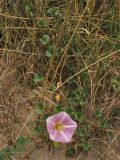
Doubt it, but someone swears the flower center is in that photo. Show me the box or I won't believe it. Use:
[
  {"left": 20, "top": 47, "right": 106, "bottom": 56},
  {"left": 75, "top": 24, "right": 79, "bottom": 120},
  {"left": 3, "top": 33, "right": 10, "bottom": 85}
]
[{"left": 54, "top": 123, "right": 63, "bottom": 131}]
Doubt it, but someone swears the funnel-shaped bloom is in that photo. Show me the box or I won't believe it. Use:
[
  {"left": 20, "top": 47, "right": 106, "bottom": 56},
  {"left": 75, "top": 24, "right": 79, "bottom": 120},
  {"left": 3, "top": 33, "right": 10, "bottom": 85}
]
[{"left": 46, "top": 111, "right": 77, "bottom": 143}]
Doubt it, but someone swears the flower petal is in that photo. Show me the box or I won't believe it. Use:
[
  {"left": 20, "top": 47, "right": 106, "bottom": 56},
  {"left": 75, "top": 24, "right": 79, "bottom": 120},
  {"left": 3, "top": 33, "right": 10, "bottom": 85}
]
[
  {"left": 62, "top": 126, "right": 77, "bottom": 142},
  {"left": 46, "top": 120, "right": 55, "bottom": 138},
  {"left": 51, "top": 131, "right": 70, "bottom": 143},
  {"left": 46, "top": 112, "right": 65, "bottom": 124},
  {"left": 61, "top": 112, "right": 77, "bottom": 126}
]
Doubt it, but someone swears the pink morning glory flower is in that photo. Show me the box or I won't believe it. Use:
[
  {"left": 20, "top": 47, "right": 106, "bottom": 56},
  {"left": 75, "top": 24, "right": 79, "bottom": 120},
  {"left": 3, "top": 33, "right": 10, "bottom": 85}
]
[{"left": 46, "top": 111, "right": 77, "bottom": 143}]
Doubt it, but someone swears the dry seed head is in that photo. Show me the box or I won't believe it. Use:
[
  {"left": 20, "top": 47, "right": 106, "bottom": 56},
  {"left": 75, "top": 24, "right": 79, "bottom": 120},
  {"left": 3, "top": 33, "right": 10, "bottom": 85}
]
[{"left": 57, "top": 81, "right": 62, "bottom": 88}]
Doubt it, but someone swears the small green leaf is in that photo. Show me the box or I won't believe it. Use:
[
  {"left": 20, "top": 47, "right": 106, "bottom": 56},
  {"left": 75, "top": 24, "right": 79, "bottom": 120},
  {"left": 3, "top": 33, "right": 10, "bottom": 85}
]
[
  {"left": 47, "top": 8, "right": 61, "bottom": 18},
  {"left": 16, "top": 136, "right": 26, "bottom": 145},
  {"left": 67, "top": 63, "right": 73, "bottom": 71},
  {"left": 15, "top": 136, "right": 26, "bottom": 151},
  {"left": 34, "top": 103, "right": 44, "bottom": 114},
  {"left": 67, "top": 88, "right": 86, "bottom": 106},
  {"left": 42, "top": 114, "right": 49, "bottom": 120},
  {"left": 67, "top": 97, "right": 76, "bottom": 105},
  {"left": 65, "top": 108, "right": 74, "bottom": 116},
  {"left": 34, "top": 125, "right": 44, "bottom": 135},
  {"left": 79, "top": 99, "right": 84, "bottom": 106},
  {"left": 25, "top": 4, "right": 33, "bottom": 17},
  {"left": 80, "top": 71, "right": 88, "bottom": 81},
  {"left": 25, "top": 5, "right": 31, "bottom": 13},
  {"left": 34, "top": 72, "right": 44, "bottom": 83},
  {"left": 0, "top": 147, "right": 14, "bottom": 159},
  {"left": 46, "top": 45, "right": 54, "bottom": 57},
  {"left": 77, "top": 125, "right": 91, "bottom": 138},
  {"left": 65, "top": 147, "right": 76, "bottom": 157},
  {"left": 79, "top": 139, "right": 90, "bottom": 151},
  {"left": 77, "top": 128, "right": 86, "bottom": 137},
  {"left": 0, "top": 150, "right": 4, "bottom": 160},
  {"left": 40, "top": 35, "right": 49, "bottom": 44},
  {"left": 37, "top": 19, "right": 46, "bottom": 28},
  {"left": 54, "top": 105, "right": 62, "bottom": 113},
  {"left": 95, "top": 108, "right": 103, "bottom": 118},
  {"left": 74, "top": 112, "right": 84, "bottom": 122},
  {"left": 98, "top": 120, "right": 107, "bottom": 128},
  {"left": 110, "top": 77, "right": 120, "bottom": 91}
]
